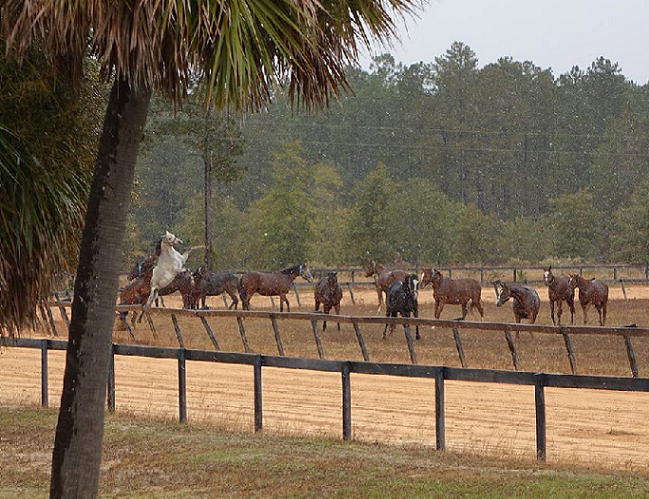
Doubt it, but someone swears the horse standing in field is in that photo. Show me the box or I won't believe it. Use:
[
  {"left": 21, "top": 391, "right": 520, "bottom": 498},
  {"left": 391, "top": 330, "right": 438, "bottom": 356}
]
[
  {"left": 493, "top": 280, "right": 540, "bottom": 325},
  {"left": 383, "top": 273, "right": 420, "bottom": 340},
  {"left": 420, "top": 268, "right": 484, "bottom": 320},
  {"left": 365, "top": 260, "right": 408, "bottom": 313},
  {"left": 314, "top": 271, "right": 343, "bottom": 331},
  {"left": 543, "top": 266, "right": 575, "bottom": 325},
  {"left": 239, "top": 264, "right": 313, "bottom": 312},
  {"left": 568, "top": 274, "right": 609, "bottom": 326},
  {"left": 191, "top": 266, "right": 239, "bottom": 310}
]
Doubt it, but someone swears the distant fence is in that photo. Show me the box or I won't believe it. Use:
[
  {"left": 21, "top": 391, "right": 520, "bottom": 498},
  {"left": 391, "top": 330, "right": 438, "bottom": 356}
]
[{"left": 4, "top": 334, "right": 649, "bottom": 462}]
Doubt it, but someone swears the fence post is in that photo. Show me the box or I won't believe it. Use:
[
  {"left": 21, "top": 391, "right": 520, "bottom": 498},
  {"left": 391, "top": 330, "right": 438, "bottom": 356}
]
[
  {"left": 199, "top": 316, "right": 220, "bottom": 350},
  {"left": 623, "top": 333, "right": 639, "bottom": 378},
  {"left": 452, "top": 327, "right": 467, "bottom": 368},
  {"left": 404, "top": 324, "right": 418, "bottom": 365},
  {"left": 171, "top": 314, "right": 186, "bottom": 348},
  {"left": 254, "top": 356, "right": 263, "bottom": 432},
  {"left": 346, "top": 283, "right": 356, "bottom": 305},
  {"left": 236, "top": 317, "right": 251, "bottom": 353},
  {"left": 620, "top": 280, "right": 628, "bottom": 301},
  {"left": 310, "top": 319, "right": 325, "bottom": 359},
  {"left": 435, "top": 367, "right": 445, "bottom": 451},
  {"left": 352, "top": 322, "right": 370, "bottom": 361},
  {"left": 269, "top": 314, "right": 285, "bottom": 356},
  {"left": 534, "top": 373, "right": 547, "bottom": 461},
  {"left": 342, "top": 362, "right": 352, "bottom": 441},
  {"left": 504, "top": 330, "right": 521, "bottom": 370},
  {"left": 178, "top": 349, "right": 187, "bottom": 423},
  {"left": 40, "top": 340, "right": 48, "bottom": 408},
  {"left": 107, "top": 344, "right": 116, "bottom": 412},
  {"left": 560, "top": 328, "right": 577, "bottom": 375}
]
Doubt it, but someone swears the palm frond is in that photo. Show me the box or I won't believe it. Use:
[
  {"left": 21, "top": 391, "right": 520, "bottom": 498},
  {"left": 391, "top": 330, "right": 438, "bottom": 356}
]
[{"left": 2, "top": 0, "right": 423, "bottom": 110}]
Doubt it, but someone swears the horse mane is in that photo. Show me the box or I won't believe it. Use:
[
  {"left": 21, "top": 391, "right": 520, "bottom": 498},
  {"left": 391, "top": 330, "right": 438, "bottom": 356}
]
[{"left": 281, "top": 265, "right": 301, "bottom": 275}]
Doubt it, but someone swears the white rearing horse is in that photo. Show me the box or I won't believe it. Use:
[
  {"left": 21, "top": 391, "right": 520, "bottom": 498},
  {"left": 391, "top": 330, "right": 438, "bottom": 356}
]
[{"left": 145, "top": 231, "right": 202, "bottom": 307}]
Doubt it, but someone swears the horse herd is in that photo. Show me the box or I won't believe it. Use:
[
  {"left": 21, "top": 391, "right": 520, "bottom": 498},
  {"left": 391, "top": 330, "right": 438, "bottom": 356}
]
[{"left": 120, "top": 233, "right": 610, "bottom": 337}]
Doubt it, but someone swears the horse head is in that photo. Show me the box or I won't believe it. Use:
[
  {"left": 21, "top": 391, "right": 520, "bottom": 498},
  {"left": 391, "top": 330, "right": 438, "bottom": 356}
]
[
  {"left": 493, "top": 280, "right": 510, "bottom": 306},
  {"left": 543, "top": 266, "right": 554, "bottom": 286},
  {"left": 326, "top": 271, "right": 338, "bottom": 286},
  {"left": 299, "top": 264, "right": 314, "bottom": 283},
  {"left": 405, "top": 273, "right": 419, "bottom": 298},
  {"left": 419, "top": 268, "right": 434, "bottom": 288},
  {"left": 567, "top": 273, "right": 580, "bottom": 290},
  {"left": 162, "top": 230, "right": 183, "bottom": 248},
  {"left": 364, "top": 260, "right": 377, "bottom": 278}
]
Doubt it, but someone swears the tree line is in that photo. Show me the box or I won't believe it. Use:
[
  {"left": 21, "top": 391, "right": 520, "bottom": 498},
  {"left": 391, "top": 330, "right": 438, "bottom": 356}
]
[{"left": 130, "top": 42, "right": 649, "bottom": 269}]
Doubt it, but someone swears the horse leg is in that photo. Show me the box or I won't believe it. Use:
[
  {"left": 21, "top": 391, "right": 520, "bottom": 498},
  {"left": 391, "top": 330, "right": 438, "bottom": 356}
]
[
  {"left": 435, "top": 301, "right": 444, "bottom": 319},
  {"left": 335, "top": 304, "right": 341, "bottom": 331},
  {"left": 569, "top": 299, "right": 575, "bottom": 325},
  {"left": 315, "top": 298, "right": 321, "bottom": 312},
  {"left": 322, "top": 304, "right": 331, "bottom": 332},
  {"left": 376, "top": 286, "right": 383, "bottom": 314},
  {"left": 582, "top": 302, "right": 589, "bottom": 324},
  {"left": 228, "top": 291, "right": 238, "bottom": 310},
  {"left": 414, "top": 308, "right": 420, "bottom": 340},
  {"left": 474, "top": 299, "right": 485, "bottom": 320},
  {"left": 383, "top": 312, "right": 395, "bottom": 339},
  {"left": 550, "top": 300, "right": 556, "bottom": 325},
  {"left": 460, "top": 302, "right": 468, "bottom": 319}
]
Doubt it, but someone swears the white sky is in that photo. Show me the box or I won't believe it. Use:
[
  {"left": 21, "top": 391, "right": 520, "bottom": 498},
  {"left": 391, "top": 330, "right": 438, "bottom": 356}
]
[{"left": 359, "top": 0, "right": 649, "bottom": 84}]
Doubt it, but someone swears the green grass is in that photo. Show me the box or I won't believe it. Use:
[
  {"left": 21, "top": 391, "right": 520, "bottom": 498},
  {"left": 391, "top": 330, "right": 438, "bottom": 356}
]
[{"left": 2, "top": 406, "right": 649, "bottom": 498}]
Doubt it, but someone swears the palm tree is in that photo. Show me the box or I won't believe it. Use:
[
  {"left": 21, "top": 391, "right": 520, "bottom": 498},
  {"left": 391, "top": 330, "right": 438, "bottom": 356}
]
[{"left": 1, "top": 1, "right": 421, "bottom": 496}]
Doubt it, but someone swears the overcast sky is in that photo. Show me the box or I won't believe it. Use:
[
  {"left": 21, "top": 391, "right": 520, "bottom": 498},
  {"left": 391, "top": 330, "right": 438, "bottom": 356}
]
[{"left": 359, "top": 0, "right": 649, "bottom": 84}]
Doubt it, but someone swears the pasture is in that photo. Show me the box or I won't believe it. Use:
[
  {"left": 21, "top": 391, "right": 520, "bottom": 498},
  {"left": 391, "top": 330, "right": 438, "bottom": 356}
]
[
  {"left": 5, "top": 283, "right": 649, "bottom": 474},
  {"left": 4, "top": 407, "right": 649, "bottom": 498}
]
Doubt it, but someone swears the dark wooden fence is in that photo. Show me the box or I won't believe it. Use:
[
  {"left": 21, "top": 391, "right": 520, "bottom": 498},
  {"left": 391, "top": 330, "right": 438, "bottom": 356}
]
[{"left": 4, "top": 335, "right": 649, "bottom": 462}]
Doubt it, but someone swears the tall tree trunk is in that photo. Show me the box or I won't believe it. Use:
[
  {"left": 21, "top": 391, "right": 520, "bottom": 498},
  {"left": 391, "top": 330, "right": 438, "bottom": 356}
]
[
  {"left": 50, "top": 79, "right": 150, "bottom": 498},
  {"left": 204, "top": 111, "right": 214, "bottom": 271}
]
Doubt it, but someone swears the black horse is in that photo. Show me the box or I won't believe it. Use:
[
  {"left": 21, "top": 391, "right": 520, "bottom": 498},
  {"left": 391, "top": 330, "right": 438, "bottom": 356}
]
[{"left": 383, "top": 274, "right": 420, "bottom": 340}]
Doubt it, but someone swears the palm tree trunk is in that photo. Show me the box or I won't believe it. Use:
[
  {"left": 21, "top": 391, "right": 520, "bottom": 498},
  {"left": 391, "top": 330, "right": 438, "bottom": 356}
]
[{"left": 50, "top": 79, "right": 150, "bottom": 498}]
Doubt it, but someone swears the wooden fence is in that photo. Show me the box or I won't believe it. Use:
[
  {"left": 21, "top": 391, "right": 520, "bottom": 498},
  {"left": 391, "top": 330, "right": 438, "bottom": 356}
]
[
  {"left": 40, "top": 303, "right": 649, "bottom": 377},
  {"left": 4, "top": 334, "right": 649, "bottom": 462}
]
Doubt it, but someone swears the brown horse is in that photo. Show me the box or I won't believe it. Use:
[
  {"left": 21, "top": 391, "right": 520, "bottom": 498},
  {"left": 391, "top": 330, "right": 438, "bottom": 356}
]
[
  {"left": 314, "top": 271, "right": 343, "bottom": 331},
  {"left": 493, "top": 280, "right": 540, "bottom": 324},
  {"left": 420, "top": 268, "right": 484, "bottom": 320},
  {"left": 239, "top": 264, "right": 313, "bottom": 312},
  {"left": 364, "top": 260, "right": 407, "bottom": 313},
  {"left": 568, "top": 274, "right": 609, "bottom": 326},
  {"left": 543, "top": 266, "right": 575, "bottom": 325}
]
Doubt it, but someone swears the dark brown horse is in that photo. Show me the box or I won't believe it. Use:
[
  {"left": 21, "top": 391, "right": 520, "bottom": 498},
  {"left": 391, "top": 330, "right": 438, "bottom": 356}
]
[
  {"left": 568, "top": 274, "right": 609, "bottom": 326},
  {"left": 383, "top": 273, "right": 420, "bottom": 340},
  {"left": 543, "top": 266, "right": 575, "bottom": 325},
  {"left": 191, "top": 266, "right": 239, "bottom": 310},
  {"left": 364, "top": 260, "right": 408, "bottom": 313},
  {"left": 420, "top": 268, "right": 484, "bottom": 320},
  {"left": 314, "top": 271, "right": 343, "bottom": 331},
  {"left": 493, "top": 280, "right": 540, "bottom": 324},
  {"left": 239, "top": 264, "right": 313, "bottom": 312}
]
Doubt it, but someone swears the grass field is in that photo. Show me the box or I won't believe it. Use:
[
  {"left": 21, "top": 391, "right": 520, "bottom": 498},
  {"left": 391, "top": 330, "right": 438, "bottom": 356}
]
[{"left": 2, "top": 406, "right": 649, "bottom": 498}]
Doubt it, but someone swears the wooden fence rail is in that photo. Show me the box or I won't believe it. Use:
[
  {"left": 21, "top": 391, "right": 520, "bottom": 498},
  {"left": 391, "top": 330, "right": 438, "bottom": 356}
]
[{"left": 4, "top": 336, "right": 649, "bottom": 462}]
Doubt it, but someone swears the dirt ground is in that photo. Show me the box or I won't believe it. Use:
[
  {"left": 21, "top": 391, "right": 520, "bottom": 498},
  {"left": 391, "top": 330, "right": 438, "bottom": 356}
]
[{"left": 3, "top": 284, "right": 649, "bottom": 473}]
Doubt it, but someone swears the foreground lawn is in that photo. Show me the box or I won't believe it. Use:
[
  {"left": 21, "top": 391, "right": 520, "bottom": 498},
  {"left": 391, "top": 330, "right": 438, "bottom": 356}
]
[{"left": 1, "top": 406, "right": 648, "bottom": 498}]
